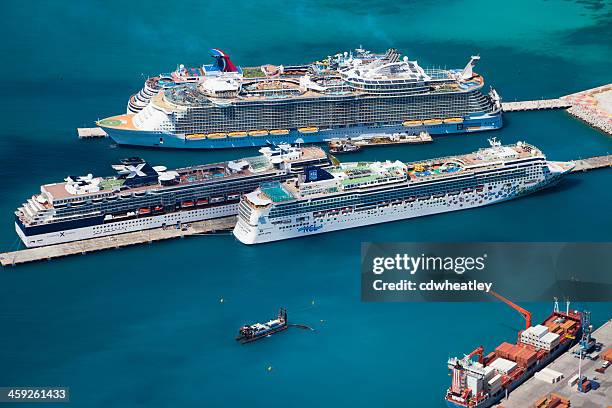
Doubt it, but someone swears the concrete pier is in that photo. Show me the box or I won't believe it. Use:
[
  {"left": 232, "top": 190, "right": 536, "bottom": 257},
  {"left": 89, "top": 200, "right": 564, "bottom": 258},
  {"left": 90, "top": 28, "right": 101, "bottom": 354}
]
[
  {"left": 497, "top": 319, "right": 612, "bottom": 407},
  {"left": 563, "top": 84, "right": 612, "bottom": 136},
  {"left": 571, "top": 155, "right": 612, "bottom": 173},
  {"left": 502, "top": 99, "right": 572, "bottom": 112},
  {"left": 0, "top": 216, "right": 236, "bottom": 267},
  {"left": 77, "top": 127, "right": 108, "bottom": 138}
]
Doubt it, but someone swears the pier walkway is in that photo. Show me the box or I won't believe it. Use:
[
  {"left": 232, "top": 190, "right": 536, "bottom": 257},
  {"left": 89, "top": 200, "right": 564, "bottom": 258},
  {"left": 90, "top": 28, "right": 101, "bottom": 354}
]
[
  {"left": 0, "top": 216, "right": 236, "bottom": 267},
  {"left": 502, "top": 99, "right": 572, "bottom": 112},
  {"left": 571, "top": 155, "right": 612, "bottom": 173},
  {"left": 497, "top": 319, "right": 612, "bottom": 407}
]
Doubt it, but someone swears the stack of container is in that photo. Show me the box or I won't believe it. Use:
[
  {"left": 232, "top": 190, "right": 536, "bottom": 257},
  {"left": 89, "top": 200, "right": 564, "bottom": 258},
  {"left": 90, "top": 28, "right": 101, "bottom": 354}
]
[
  {"left": 534, "top": 392, "right": 570, "bottom": 408},
  {"left": 495, "top": 342, "right": 515, "bottom": 359},
  {"left": 488, "top": 357, "right": 517, "bottom": 376},
  {"left": 520, "top": 325, "right": 560, "bottom": 351},
  {"left": 515, "top": 347, "right": 537, "bottom": 367}
]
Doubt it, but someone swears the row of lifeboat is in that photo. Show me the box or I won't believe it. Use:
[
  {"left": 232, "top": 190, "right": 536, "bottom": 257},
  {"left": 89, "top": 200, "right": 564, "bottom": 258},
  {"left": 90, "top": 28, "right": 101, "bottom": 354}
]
[
  {"left": 402, "top": 118, "right": 464, "bottom": 127},
  {"left": 136, "top": 194, "right": 242, "bottom": 215},
  {"left": 185, "top": 127, "right": 319, "bottom": 140}
]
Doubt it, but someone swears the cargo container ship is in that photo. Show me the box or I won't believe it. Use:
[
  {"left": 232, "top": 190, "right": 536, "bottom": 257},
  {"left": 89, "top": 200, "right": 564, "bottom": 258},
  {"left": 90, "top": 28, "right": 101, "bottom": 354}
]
[
  {"left": 15, "top": 144, "right": 330, "bottom": 247},
  {"left": 232, "top": 139, "right": 574, "bottom": 244},
  {"left": 445, "top": 300, "right": 583, "bottom": 408},
  {"left": 236, "top": 308, "right": 288, "bottom": 344},
  {"left": 98, "top": 47, "right": 502, "bottom": 149}
]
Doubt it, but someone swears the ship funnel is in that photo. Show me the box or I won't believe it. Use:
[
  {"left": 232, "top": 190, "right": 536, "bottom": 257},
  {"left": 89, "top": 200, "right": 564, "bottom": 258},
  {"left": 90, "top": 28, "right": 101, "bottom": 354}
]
[{"left": 461, "top": 55, "right": 480, "bottom": 80}]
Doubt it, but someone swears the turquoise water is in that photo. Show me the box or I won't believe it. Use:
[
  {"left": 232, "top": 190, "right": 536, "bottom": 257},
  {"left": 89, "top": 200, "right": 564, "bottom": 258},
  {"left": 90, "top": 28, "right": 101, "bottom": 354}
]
[{"left": 1, "top": 0, "right": 611, "bottom": 406}]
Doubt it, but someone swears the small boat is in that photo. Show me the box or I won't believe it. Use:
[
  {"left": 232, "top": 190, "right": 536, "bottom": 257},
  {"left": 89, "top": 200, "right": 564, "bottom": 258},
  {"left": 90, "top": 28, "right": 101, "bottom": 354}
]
[
  {"left": 186, "top": 133, "right": 207, "bottom": 140},
  {"left": 269, "top": 129, "right": 290, "bottom": 135},
  {"left": 181, "top": 200, "right": 195, "bottom": 208},
  {"left": 297, "top": 126, "right": 318, "bottom": 134},
  {"left": 210, "top": 196, "right": 225, "bottom": 204},
  {"left": 328, "top": 140, "right": 361, "bottom": 154},
  {"left": 403, "top": 120, "right": 423, "bottom": 127},
  {"left": 443, "top": 117, "right": 464, "bottom": 123},
  {"left": 423, "top": 119, "right": 443, "bottom": 125},
  {"left": 207, "top": 132, "right": 227, "bottom": 139},
  {"left": 227, "top": 193, "right": 241, "bottom": 201},
  {"left": 228, "top": 131, "right": 248, "bottom": 138},
  {"left": 196, "top": 198, "right": 209, "bottom": 206},
  {"left": 153, "top": 205, "right": 164, "bottom": 212},
  {"left": 249, "top": 130, "right": 269, "bottom": 137},
  {"left": 236, "top": 308, "right": 288, "bottom": 344},
  {"left": 138, "top": 207, "right": 151, "bottom": 215}
]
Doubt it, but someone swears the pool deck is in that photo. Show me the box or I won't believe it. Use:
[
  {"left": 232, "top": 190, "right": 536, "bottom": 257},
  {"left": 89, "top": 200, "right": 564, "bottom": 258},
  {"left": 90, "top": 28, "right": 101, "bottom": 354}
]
[{"left": 496, "top": 319, "right": 612, "bottom": 407}]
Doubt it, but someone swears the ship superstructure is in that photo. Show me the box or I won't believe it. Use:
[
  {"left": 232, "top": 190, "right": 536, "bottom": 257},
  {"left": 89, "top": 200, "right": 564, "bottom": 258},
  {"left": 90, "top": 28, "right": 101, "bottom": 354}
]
[
  {"left": 15, "top": 145, "right": 330, "bottom": 247},
  {"left": 99, "top": 48, "right": 503, "bottom": 149},
  {"left": 232, "top": 140, "right": 574, "bottom": 244},
  {"left": 445, "top": 302, "right": 582, "bottom": 408}
]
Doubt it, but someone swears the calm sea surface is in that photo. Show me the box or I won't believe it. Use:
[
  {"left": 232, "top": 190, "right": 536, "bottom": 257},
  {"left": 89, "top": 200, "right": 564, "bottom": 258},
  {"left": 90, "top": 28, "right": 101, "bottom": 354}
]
[{"left": 1, "top": 1, "right": 611, "bottom": 406}]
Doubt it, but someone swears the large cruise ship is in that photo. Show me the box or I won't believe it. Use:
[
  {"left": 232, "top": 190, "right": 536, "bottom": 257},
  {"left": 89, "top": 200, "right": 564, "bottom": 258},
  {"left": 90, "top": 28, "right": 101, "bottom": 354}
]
[
  {"left": 233, "top": 140, "right": 574, "bottom": 244},
  {"left": 98, "top": 48, "right": 503, "bottom": 149},
  {"left": 15, "top": 144, "right": 330, "bottom": 247}
]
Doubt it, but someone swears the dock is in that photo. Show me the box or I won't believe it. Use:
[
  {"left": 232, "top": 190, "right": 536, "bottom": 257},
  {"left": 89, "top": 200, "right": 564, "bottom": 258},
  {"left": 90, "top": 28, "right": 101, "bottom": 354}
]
[
  {"left": 563, "top": 84, "right": 612, "bottom": 136},
  {"left": 496, "top": 319, "right": 612, "bottom": 407},
  {"left": 571, "top": 155, "right": 612, "bottom": 173},
  {"left": 0, "top": 216, "right": 236, "bottom": 267},
  {"left": 77, "top": 127, "right": 108, "bottom": 138},
  {"left": 502, "top": 99, "right": 572, "bottom": 112}
]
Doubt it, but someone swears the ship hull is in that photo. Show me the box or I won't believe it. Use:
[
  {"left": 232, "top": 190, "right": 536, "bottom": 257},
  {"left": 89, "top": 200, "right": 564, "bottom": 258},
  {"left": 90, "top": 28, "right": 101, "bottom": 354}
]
[
  {"left": 104, "top": 112, "right": 502, "bottom": 149},
  {"left": 16, "top": 203, "right": 239, "bottom": 248},
  {"left": 234, "top": 170, "right": 566, "bottom": 245}
]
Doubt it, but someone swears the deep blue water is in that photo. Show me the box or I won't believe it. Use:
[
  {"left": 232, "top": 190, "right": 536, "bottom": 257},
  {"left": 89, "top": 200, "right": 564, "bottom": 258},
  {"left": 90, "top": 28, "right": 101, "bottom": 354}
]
[{"left": 1, "top": 1, "right": 611, "bottom": 407}]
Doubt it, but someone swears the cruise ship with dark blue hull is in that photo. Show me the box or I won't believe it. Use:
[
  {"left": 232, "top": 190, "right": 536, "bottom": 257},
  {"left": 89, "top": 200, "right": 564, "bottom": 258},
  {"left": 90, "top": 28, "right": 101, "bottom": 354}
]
[{"left": 99, "top": 48, "right": 503, "bottom": 149}]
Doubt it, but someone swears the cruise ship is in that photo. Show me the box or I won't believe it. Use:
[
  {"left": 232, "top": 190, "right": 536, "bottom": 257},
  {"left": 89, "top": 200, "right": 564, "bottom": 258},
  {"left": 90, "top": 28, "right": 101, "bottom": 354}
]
[
  {"left": 98, "top": 47, "right": 503, "bottom": 149},
  {"left": 233, "top": 140, "right": 574, "bottom": 244},
  {"left": 15, "top": 144, "right": 330, "bottom": 247}
]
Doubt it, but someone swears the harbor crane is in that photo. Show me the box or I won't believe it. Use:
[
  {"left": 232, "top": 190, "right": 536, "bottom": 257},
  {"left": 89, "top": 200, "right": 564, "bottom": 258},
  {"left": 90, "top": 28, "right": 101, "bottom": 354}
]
[{"left": 489, "top": 290, "right": 532, "bottom": 330}]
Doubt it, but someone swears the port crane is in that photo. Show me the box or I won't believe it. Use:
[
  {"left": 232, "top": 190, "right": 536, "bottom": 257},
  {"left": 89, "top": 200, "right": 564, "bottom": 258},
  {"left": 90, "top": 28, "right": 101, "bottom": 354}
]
[
  {"left": 465, "top": 345, "right": 484, "bottom": 364},
  {"left": 489, "top": 290, "right": 532, "bottom": 330}
]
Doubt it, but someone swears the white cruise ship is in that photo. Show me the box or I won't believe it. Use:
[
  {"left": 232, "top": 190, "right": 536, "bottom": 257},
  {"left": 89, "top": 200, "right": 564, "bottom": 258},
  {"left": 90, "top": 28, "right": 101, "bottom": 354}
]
[{"left": 233, "top": 140, "right": 575, "bottom": 244}]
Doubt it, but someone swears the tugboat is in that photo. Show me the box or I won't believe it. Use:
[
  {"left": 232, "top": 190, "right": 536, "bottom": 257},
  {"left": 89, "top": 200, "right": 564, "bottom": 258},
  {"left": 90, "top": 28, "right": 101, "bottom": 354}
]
[
  {"left": 328, "top": 139, "right": 361, "bottom": 154},
  {"left": 236, "top": 308, "right": 288, "bottom": 344}
]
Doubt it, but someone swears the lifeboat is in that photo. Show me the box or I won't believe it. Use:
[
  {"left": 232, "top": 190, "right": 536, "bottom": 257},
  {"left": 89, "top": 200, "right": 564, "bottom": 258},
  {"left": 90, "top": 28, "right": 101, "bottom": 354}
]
[
  {"left": 138, "top": 207, "right": 151, "bottom": 215},
  {"left": 227, "top": 193, "right": 240, "bottom": 201},
  {"left": 249, "top": 130, "right": 269, "bottom": 137},
  {"left": 403, "top": 120, "right": 422, "bottom": 127},
  {"left": 181, "top": 200, "right": 195, "bottom": 208},
  {"left": 423, "top": 119, "right": 443, "bottom": 125},
  {"left": 153, "top": 205, "right": 164, "bottom": 212},
  {"left": 196, "top": 198, "right": 209, "bottom": 206},
  {"left": 269, "top": 129, "right": 290, "bottom": 136},
  {"left": 207, "top": 133, "right": 227, "bottom": 139},
  {"left": 298, "top": 126, "right": 318, "bottom": 134},
  {"left": 443, "top": 117, "right": 464, "bottom": 124},
  {"left": 228, "top": 131, "right": 248, "bottom": 138},
  {"left": 186, "top": 133, "right": 207, "bottom": 140}
]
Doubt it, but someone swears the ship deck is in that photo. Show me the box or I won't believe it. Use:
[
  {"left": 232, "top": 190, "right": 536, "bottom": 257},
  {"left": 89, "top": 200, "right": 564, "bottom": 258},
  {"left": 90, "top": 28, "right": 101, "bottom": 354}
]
[
  {"left": 41, "top": 146, "right": 327, "bottom": 201},
  {"left": 496, "top": 319, "right": 612, "bottom": 407}
]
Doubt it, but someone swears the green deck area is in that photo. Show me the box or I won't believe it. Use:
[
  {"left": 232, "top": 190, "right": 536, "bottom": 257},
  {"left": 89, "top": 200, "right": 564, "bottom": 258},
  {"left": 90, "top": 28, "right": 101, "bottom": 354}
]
[{"left": 100, "top": 178, "right": 125, "bottom": 190}]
